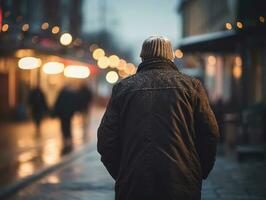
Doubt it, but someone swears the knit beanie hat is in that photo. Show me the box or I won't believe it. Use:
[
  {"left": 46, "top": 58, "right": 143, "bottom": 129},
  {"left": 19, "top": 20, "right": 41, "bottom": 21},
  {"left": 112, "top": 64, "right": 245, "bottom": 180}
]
[{"left": 140, "top": 36, "right": 174, "bottom": 61}]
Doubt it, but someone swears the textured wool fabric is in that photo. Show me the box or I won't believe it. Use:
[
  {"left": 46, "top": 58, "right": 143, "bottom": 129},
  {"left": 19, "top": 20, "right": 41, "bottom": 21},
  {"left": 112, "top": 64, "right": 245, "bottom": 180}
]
[
  {"left": 98, "top": 58, "right": 219, "bottom": 200},
  {"left": 140, "top": 36, "right": 175, "bottom": 61}
]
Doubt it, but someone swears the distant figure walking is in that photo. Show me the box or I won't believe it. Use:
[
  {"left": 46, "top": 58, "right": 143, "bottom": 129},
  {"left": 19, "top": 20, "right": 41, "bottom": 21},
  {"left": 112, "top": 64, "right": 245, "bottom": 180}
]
[
  {"left": 28, "top": 86, "right": 47, "bottom": 132},
  {"left": 76, "top": 84, "right": 93, "bottom": 137},
  {"left": 54, "top": 85, "right": 76, "bottom": 143},
  {"left": 97, "top": 36, "right": 219, "bottom": 200}
]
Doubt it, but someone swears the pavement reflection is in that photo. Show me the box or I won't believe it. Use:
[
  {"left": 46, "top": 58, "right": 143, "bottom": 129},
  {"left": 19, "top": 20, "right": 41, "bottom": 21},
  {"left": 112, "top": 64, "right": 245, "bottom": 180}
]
[{"left": 0, "top": 106, "right": 103, "bottom": 191}]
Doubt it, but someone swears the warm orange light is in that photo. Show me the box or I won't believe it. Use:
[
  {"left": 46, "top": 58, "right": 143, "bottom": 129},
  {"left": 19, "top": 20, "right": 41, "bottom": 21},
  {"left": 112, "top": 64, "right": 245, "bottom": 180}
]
[
  {"left": 175, "top": 49, "right": 183, "bottom": 59},
  {"left": 41, "top": 22, "right": 49, "bottom": 30},
  {"left": 118, "top": 70, "right": 128, "bottom": 78},
  {"left": 235, "top": 56, "right": 242, "bottom": 66},
  {"left": 109, "top": 55, "right": 120, "bottom": 68},
  {"left": 2, "top": 24, "right": 9, "bottom": 32},
  {"left": 236, "top": 21, "right": 243, "bottom": 29},
  {"left": 125, "top": 63, "right": 136, "bottom": 75},
  {"left": 15, "top": 49, "right": 35, "bottom": 58},
  {"left": 18, "top": 162, "right": 34, "bottom": 178},
  {"left": 233, "top": 56, "right": 242, "bottom": 79},
  {"left": 118, "top": 59, "right": 127, "bottom": 70},
  {"left": 64, "top": 65, "right": 90, "bottom": 78},
  {"left": 97, "top": 56, "right": 110, "bottom": 69},
  {"left": 106, "top": 71, "right": 119, "bottom": 84},
  {"left": 51, "top": 26, "right": 60, "bottom": 34},
  {"left": 259, "top": 16, "right": 265, "bottom": 23},
  {"left": 93, "top": 48, "right": 105, "bottom": 60},
  {"left": 233, "top": 65, "right": 242, "bottom": 79},
  {"left": 43, "top": 62, "right": 64, "bottom": 74},
  {"left": 18, "top": 57, "right": 42, "bottom": 70},
  {"left": 22, "top": 24, "right": 29, "bottom": 32},
  {"left": 60, "top": 33, "right": 72, "bottom": 46},
  {"left": 208, "top": 55, "right": 216, "bottom": 65},
  {"left": 225, "top": 22, "right": 232, "bottom": 30},
  {"left": 206, "top": 64, "right": 216, "bottom": 77}
]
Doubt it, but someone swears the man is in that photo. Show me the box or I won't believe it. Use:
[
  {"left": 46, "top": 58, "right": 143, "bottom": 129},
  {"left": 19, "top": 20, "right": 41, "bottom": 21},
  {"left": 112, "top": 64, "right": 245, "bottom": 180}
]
[
  {"left": 28, "top": 85, "right": 48, "bottom": 132},
  {"left": 98, "top": 36, "right": 219, "bottom": 200},
  {"left": 54, "top": 84, "right": 76, "bottom": 143}
]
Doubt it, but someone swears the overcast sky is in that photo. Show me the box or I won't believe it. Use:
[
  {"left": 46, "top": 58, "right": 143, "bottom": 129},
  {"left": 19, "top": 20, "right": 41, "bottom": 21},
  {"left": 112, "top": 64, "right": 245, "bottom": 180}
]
[{"left": 83, "top": 0, "right": 182, "bottom": 63}]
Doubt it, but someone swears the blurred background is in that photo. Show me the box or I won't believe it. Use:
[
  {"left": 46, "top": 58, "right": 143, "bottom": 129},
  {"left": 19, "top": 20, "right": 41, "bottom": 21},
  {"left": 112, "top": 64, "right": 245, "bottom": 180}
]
[{"left": 0, "top": 0, "right": 266, "bottom": 199}]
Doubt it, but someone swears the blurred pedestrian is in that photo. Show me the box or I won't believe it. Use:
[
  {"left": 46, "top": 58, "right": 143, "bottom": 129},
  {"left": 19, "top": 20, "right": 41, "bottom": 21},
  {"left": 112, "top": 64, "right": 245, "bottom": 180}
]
[
  {"left": 28, "top": 86, "right": 48, "bottom": 132},
  {"left": 54, "top": 85, "right": 76, "bottom": 144},
  {"left": 76, "top": 84, "right": 93, "bottom": 139},
  {"left": 98, "top": 36, "right": 219, "bottom": 200}
]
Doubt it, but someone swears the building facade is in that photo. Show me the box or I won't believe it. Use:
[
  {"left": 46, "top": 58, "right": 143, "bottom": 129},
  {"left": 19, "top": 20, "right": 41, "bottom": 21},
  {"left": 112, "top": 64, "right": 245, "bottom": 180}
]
[{"left": 178, "top": 0, "right": 266, "bottom": 109}]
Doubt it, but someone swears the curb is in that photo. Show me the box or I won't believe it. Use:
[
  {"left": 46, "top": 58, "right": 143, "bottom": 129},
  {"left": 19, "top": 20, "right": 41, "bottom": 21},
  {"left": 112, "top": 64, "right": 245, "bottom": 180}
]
[{"left": 0, "top": 143, "right": 96, "bottom": 199}]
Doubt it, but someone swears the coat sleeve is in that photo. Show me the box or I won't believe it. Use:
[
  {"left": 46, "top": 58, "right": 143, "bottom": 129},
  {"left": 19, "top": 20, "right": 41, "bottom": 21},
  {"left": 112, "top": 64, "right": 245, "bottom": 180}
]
[
  {"left": 194, "top": 80, "right": 219, "bottom": 179},
  {"left": 97, "top": 85, "right": 121, "bottom": 179}
]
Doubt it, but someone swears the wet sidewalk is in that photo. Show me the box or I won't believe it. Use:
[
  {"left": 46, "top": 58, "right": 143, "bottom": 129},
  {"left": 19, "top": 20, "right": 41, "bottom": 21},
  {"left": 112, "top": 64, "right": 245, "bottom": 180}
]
[
  {"left": 7, "top": 144, "right": 266, "bottom": 200},
  {"left": 0, "top": 106, "right": 105, "bottom": 196}
]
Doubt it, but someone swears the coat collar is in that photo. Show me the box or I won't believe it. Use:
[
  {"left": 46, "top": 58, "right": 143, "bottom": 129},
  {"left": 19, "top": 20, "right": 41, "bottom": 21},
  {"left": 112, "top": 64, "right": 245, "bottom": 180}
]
[{"left": 137, "top": 58, "right": 179, "bottom": 73}]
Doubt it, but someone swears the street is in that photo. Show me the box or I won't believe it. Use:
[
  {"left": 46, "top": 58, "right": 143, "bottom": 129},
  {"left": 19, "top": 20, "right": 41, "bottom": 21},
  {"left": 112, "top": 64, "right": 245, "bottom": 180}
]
[
  {"left": 6, "top": 145, "right": 266, "bottom": 200},
  {"left": 1, "top": 108, "right": 265, "bottom": 200},
  {"left": 0, "top": 106, "right": 104, "bottom": 194}
]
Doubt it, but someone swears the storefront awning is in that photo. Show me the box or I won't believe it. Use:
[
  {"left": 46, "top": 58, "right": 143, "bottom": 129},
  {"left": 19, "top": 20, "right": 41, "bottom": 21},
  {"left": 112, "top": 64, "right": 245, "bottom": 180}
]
[{"left": 178, "top": 31, "right": 238, "bottom": 53}]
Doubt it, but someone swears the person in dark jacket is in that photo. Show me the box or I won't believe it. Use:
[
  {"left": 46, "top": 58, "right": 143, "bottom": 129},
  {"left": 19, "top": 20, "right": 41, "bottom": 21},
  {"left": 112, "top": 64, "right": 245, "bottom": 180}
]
[
  {"left": 76, "top": 84, "right": 93, "bottom": 139},
  {"left": 28, "top": 86, "right": 48, "bottom": 131},
  {"left": 54, "top": 85, "right": 76, "bottom": 142},
  {"left": 97, "top": 36, "right": 219, "bottom": 200}
]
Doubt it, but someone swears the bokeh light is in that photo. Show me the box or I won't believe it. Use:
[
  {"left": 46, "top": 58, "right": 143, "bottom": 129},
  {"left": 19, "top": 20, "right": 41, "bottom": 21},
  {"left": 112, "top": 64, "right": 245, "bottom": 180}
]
[
  {"left": 106, "top": 71, "right": 119, "bottom": 84},
  {"left": 64, "top": 65, "right": 90, "bottom": 78},
  {"left": 208, "top": 55, "right": 216, "bottom": 65},
  {"left": 236, "top": 21, "right": 243, "bottom": 29},
  {"left": 259, "top": 16, "right": 265, "bottom": 23},
  {"left": 2, "top": 24, "right": 9, "bottom": 32},
  {"left": 51, "top": 26, "right": 60, "bottom": 34},
  {"left": 117, "top": 59, "right": 127, "bottom": 70},
  {"left": 233, "top": 65, "right": 242, "bottom": 79},
  {"left": 22, "top": 24, "right": 29, "bottom": 32},
  {"left": 125, "top": 63, "right": 136, "bottom": 75},
  {"left": 108, "top": 55, "right": 120, "bottom": 68},
  {"left": 93, "top": 48, "right": 105, "bottom": 60},
  {"left": 175, "top": 49, "right": 183, "bottom": 59},
  {"left": 41, "top": 22, "right": 49, "bottom": 30},
  {"left": 225, "top": 22, "right": 232, "bottom": 30},
  {"left": 43, "top": 62, "right": 64, "bottom": 74},
  {"left": 60, "top": 33, "right": 72, "bottom": 46},
  {"left": 18, "top": 57, "right": 42, "bottom": 70},
  {"left": 15, "top": 49, "right": 35, "bottom": 58},
  {"left": 97, "top": 56, "right": 110, "bottom": 69}
]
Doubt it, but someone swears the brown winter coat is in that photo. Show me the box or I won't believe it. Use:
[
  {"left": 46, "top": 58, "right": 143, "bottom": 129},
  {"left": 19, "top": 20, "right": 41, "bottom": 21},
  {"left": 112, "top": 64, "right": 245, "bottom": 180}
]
[{"left": 97, "top": 58, "right": 219, "bottom": 200}]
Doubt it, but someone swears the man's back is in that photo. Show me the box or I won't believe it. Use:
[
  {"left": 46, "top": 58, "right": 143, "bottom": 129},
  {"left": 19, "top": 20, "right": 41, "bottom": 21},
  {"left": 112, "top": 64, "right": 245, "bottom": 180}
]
[{"left": 97, "top": 37, "right": 219, "bottom": 200}]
